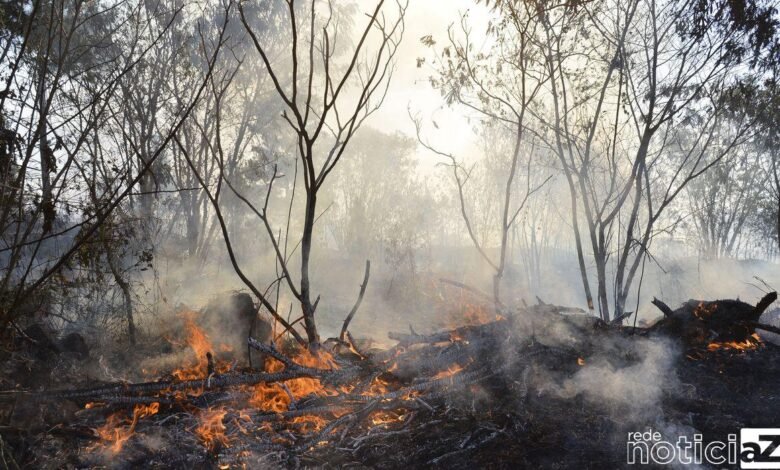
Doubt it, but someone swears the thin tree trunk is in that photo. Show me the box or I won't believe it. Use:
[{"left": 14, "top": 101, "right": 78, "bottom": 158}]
[
  {"left": 37, "top": 67, "right": 54, "bottom": 234},
  {"left": 300, "top": 186, "right": 320, "bottom": 346},
  {"left": 596, "top": 232, "right": 610, "bottom": 321},
  {"left": 102, "top": 236, "right": 136, "bottom": 345},
  {"left": 494, "top": 123, "right": 525, "bottom": 311},
  {"left": 544, "top": 59, "right": 593, "bottom": 311},
  {"left": 776, "top": 195, "right": 780, "bottom": 253},
  {"left": 774, "top": 157, "right": 780, "bottom": 253}
]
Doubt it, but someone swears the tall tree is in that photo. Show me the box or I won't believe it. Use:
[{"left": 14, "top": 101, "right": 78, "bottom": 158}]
[{"left": 182, "top": 0, "right": 407, "bottom": 347}]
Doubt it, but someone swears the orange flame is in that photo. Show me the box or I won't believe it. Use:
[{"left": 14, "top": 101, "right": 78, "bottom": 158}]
[
  {"left": 92, "top": 402, "right": 160, "bottom": 453},
  {"left": 449, "top": 331, "right": 465, "bottom": 343},
  {"left": 693, "top": 302, "right": 717, "bottom": 320},
  {"left": 432, "top": 363, "right": 465, "bottom": 380},
  {"left": 462, "top": 304, "right": 498, "bottom": 326},
  {"left": 370, "top": 410, "right": 406, "bottom": 426},
  {"left": 171, "top": 312, "right": 231, "bottom": 381},
  {"left": 93, "top": 413, "right": 131, "bottom": 454},
  {"left": 364, "top": 376, "right": 390, "bottom": 396},
  {"left": 707, "top": 333, "right": 762, "bottom": 352},
  {"left": 248, "top": 348, "right": 340, "bottom": 432},
  {"left": 196, "top": 408, "right": 230, "bottom": 452},
  {"left": 292, "top": 415, "right": 328, "bottom": 433}
]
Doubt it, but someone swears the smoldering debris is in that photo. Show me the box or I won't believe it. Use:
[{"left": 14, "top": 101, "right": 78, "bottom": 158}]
[
  {"left": 555, "top": 337, "right": 680, "bottom": 418},
  {"left": 0, "top": 293, "right": 777, "bottom": 468}
]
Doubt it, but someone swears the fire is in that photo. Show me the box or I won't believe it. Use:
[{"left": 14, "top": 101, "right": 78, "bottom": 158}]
[
  {"left": 233, "top": 410, "right": 254, "bottom": 435},
  {"left": 707, "top": 333, "right": 762, "bottom": 352},
  {"left": 91, "top": 402, "right": 160, "bottom": 453},
  {"left": 291, "top": 415, "right": 328, "bottom": 433},
  {"left": 438, "top": 286, "right": 505, "bottom": 328},
  {"left": 364, "top": 376, "right": 391, "bottom": 395},
  {"left": 171, "top": 311, "right": 231, "bottom": 381},
  {"left": 86, "top": 309, "right": 499, "bottom": 459},
  {"left": 370, "top": 410, "right": 406, "bottom": 426},
  {"left": 249, "top": 383, "right": 291, "bottom": 413},
  {"left": 196, "top": 408, "right": 230, "bottom": 451},
  {"left": 577, "top": 357, "right": 585, "bottom": 366},
  {"left": 449, "top": 331, "right": 465, "bottom": 343},
  {"left": 462, "top": 303, "right": 500, "bottom": 326},
  {"left": 248, "top": 347, "right": 340, "bottom": 432},
  {"left": 93, "top": 413, "right": 132, "bottom": 454},
  {"left": 135, "top": 402, "right": 160, "bottom": 418},
  {"left": 693, "top": 302, "right": 717, "bottom": 320},
  {"left": 94, "top": 312, "right": 489, "bottom": 456},
  {"left": 432, "top": 363, "right": 464, "bottom": 380}
]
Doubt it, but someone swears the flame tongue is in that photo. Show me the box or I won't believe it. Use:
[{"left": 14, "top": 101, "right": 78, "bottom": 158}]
[
  {"left": 91, "top": 316, "right": 442, "bottom": 457},
  {"left": 432, "top": 363, "right": 465, "bottom": 380},
  {"left": 249, "top": 347, "right": 339, "bottom": 417},
  {"left": 92, "top": 402, "right": 160, "bottom": 454},
  {"left": 93, "top": 413, "right": 132, "bottom": 454},
  {"left": 196, "top": 408, "right": 230, "bottom": 452},
  {"left": 170, "top": 311, "right": 232, "bottom": 381},
  {"left": 707, "top": 333, "right": 762, "bottom": 352},
  {"left": 171, "top": 312, "right": 216, "bottom": 381}
]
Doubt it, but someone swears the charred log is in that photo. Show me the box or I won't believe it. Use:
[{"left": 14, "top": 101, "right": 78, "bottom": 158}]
[{"left": 649, "top": 292, "right": 777, "bottom": 348}]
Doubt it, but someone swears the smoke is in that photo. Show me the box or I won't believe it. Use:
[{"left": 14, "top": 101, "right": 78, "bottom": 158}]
[
  {"left": 501, "top": 314, "right": 702, "bottom": 468},
  {"left": 63, "top": 0, "right": 779, "bottom": 362},
  {"left": 760, "top": 308, "right": 780, "bottom": 345},
  {"left": 653, "top": 421, "right": 711, "bottom": 470},
  {"left": 556, "top": 336, "right": 680, "bottom": 420}
]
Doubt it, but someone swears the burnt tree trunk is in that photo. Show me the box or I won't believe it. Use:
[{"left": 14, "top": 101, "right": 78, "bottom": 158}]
[
  {"left": 776, "top": 194, "right": 780, "bottom": 254},
  {"left": 102, "top": 236, "right": 135, "bottom": 345},
  {"left": 650, "top": 292, "right": 777, "bottom": 347},
  {"left": 300, "top": 170, "right": 320, "bottom": 347},
  {"left": 772, "top": 157, "right": 780, "bottom": 254},
  {"left": 37, "top": 67, "right": 54, "bottom": 235}
]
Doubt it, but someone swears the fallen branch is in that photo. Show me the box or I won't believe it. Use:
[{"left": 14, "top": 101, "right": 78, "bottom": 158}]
[
  {"left": 651, "top": 297, "right": 674, "bottom": 317},
  {"left": 610, "top": 311, "right": 633, "bottom": 325},
  {"left": 38, "top": 368, "right": 349, "bottom": 402},
  {"left": 748, "top": 322, "right": 780, "bottom": 336},
  {"left": 439, "top": 278, "right": 504, "bottom": 309},
  {"left": 753, "top": 292, "right": 778, "bottom": 317},
  {"left": 248, "top": 338, "right": 299, "bottom": 369}
]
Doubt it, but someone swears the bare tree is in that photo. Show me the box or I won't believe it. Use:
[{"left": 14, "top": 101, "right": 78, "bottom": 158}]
[
  {"left": 744, "top": 82, "right": 780, "bottom": 255},
  {"left": 687, "top": 147, "right": 767, "bottom": 259},
  {"left": 530, "top": 0, "right": 760, "bottom": 320},
  {"left": 0, "top": 0, "right": 231, "bottom": 334},
  {"left": 416, "top": 8, "right": 551, "bottom": 310},
  {"left": 181, "top": 0, "right": 407, "bottom": 347}
]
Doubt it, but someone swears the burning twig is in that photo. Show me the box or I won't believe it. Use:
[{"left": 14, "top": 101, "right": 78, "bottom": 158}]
[
  {"left": 39, "top": 368, "right": 349, "bottom": 403},
  {"left": 14, "top": 292, "right": 780, "bottom": 468},
  {"left": 88, "top": 396, "right": 173, "bottom": 407},
  {"left": 247, "top": 339, "right": 298, "bottom": 369}
]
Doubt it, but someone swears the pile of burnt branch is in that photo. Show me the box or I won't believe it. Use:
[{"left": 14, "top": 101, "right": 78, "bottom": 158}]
[
  {"left": 3, "top": 292, "right": 780, "bottom": 468},
  {"left": 649, "top": 292, "right": 779, "bottom": 349}
]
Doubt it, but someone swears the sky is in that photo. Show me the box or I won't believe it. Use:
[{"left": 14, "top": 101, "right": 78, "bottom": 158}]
[{"left": 362, "top": 0, "right": 495, "bottom": 170}]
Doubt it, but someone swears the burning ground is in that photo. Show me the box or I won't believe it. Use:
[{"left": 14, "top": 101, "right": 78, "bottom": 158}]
[{"left": 0, "top": 292, "right": 779, "bottom": 468}]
